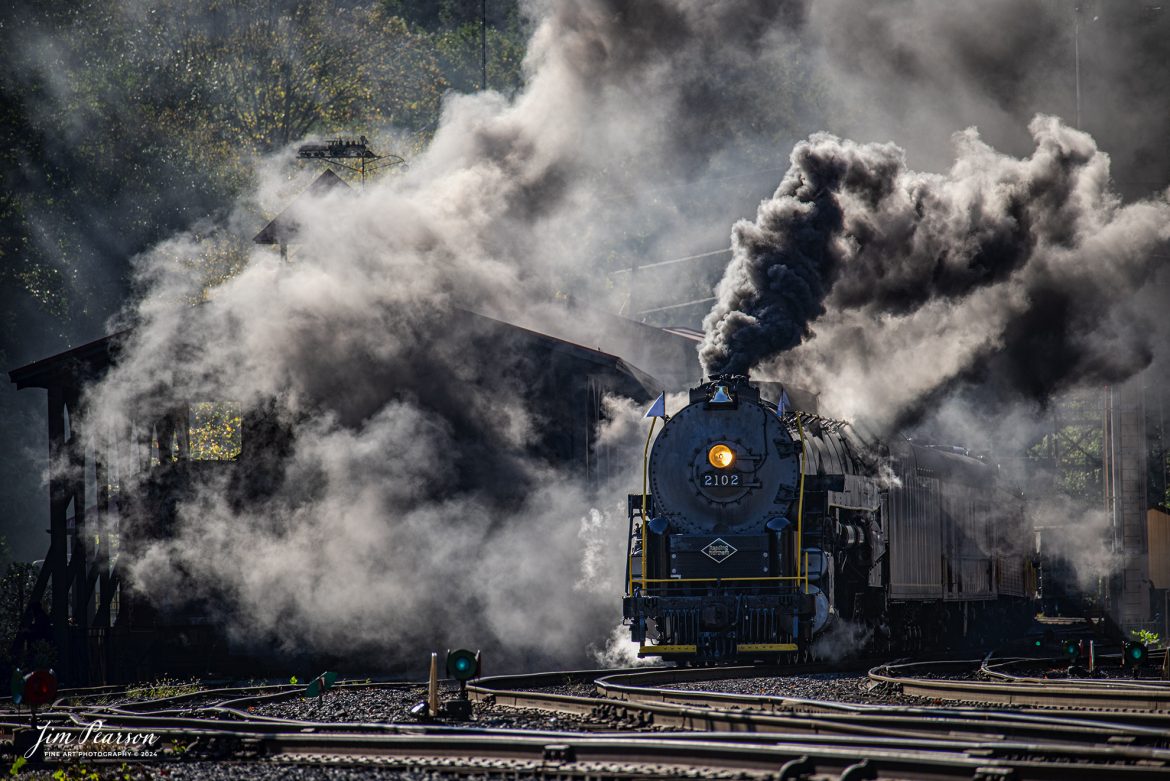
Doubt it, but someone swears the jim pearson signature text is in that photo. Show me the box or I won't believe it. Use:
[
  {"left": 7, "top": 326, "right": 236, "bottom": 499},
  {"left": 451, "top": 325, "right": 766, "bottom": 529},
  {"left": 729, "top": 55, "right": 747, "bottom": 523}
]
[{"left": 27, "top": 719, "right": 160, "bottom": 758}]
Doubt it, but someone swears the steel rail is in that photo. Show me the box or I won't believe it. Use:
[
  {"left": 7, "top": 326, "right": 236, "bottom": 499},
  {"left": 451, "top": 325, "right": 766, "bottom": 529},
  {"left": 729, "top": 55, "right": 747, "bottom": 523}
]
[
  {"left": 41, "top": 660, "right": 1163, "bottom": 748},
  {"left": 982, "top": 655, "right": 1170, "bottom": 689},
  {"left": 5, "top": 665, "right": 1170, "bottom": 779},
  {"left": 24, "top": 708, "right": 1170, "bottom": 779},
  {"left": 25, "top": 691, "right": 1170, "bottom": 753},
  {"left": 468, "top": 665, "right": 1170, "bottom": 749},
  {"left": 594, "top": 670, "right": 1170, "bottom": 744},
  {"left": 872, "top": 659, "right": 1170, "bottom": 710},
  {"left": 82, "top": 678, "right": 424, "bottom": 714},
  {"left": 1, "top": 679, "right": 306, "bottom": 709},
  {"left": 258, "top": 730, "right": 1170, "bottom": 780}
]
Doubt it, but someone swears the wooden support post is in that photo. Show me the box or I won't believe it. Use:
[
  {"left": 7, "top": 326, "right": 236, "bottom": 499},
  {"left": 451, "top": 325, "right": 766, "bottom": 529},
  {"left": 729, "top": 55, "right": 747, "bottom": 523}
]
[
  {"left": 427, "top": 653, "right": 440, "bottom": 718},
  {"left": 64, "top": 388, "right": 89, "bottom": 686},
  {"left": 46, "top": 387, "right": 70, "bottom": 682},
  {"left": 93, "top": 424, "right": 110, "bottom": 684}
]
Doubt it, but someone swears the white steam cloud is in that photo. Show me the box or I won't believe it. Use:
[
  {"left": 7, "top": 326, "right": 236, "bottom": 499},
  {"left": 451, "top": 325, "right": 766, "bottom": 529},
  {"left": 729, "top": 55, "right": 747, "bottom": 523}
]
[
  {"left": 39, "top": 0, "right": 1166, "bottom": 672},
  {"left": 89, "top": 0, "right": 825, "bottom": 669}
]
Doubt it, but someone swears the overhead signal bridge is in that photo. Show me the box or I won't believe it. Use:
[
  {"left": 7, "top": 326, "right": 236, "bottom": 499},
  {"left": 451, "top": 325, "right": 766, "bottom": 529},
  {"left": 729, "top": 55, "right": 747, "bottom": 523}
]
[{"left": 296, "top": 136, "right": 405, "bottom": 184}]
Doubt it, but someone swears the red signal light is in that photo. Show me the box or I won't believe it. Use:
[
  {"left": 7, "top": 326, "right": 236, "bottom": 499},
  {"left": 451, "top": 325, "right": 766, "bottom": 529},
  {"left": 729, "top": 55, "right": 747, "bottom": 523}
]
[{"left": 23, "top": 669, "right": 57, "bottom": 707}]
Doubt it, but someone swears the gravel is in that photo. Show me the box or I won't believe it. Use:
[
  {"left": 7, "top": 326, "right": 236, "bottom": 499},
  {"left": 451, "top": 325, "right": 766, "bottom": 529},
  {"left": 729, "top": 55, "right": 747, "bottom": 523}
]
[
  {"left": 509, "top": 681, "right": 599, "bottom": 698},
  {"left": 21, "top": 764, "right": 531, "bottom": 781},
  {"left": 197, "top": 682, "right": 615, "bottom": 731},
  {"left": 661, "top": 671, "right": 936, "bottom": 707},
  {"left": 247, "top": 684, "right": 431, "bottom": 723}
]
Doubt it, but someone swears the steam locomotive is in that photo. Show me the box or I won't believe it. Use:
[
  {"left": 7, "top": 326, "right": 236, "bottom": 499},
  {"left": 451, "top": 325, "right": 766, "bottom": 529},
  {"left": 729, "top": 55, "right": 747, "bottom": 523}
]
[{"left": 623, "top": 375, "right": 1035, "bottom": 662}]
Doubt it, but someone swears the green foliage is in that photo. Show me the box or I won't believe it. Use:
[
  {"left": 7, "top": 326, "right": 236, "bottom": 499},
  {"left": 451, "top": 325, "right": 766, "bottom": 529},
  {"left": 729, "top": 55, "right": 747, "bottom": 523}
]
[
  {"left": 8, "top": 756, "right": 26, "bottom": 776},
  {"left": 0, "top": 0, "right": 523, "bottom": 329},
  {"left": 124, "top": 677, "right": 201, "bottom": 701},
  {"left": 289, "top": 675, "right": 298, "bottom": 685},
  {"left": 0, "top": 537, "right": 44, "bottom": 679},
  {"left": 166, "top": 1, "right": 449, "bottom": 150},
  {"left": 50, "top": 765, "right": 100, "bottom": 781},
  {"left": 434, "top": 22, "right": 526, "bottom": 95},
  {"left": 1133, "top": 628, "right": 1161, "bottom": 647},
  {"left": 1026, "top": 392, "right": 1105, "bottom": 501},
  {"left": 167, "top": 739, "right": 192, "bottom": 757}
]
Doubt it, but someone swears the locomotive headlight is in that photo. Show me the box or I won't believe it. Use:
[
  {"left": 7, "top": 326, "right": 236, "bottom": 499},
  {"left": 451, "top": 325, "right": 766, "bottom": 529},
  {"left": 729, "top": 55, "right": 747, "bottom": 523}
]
[{"left": 707, "top": 444, "right": 735, "bottom": 469}]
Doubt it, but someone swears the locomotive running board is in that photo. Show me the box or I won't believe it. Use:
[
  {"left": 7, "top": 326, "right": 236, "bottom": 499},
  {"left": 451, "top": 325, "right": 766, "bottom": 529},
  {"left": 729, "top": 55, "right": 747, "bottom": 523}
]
[
  {"left": 737, "top": 643, "right": 799, "bottom": 652},
  {"left": 639, "top": 645, "right": 697, "bottom": 654}
]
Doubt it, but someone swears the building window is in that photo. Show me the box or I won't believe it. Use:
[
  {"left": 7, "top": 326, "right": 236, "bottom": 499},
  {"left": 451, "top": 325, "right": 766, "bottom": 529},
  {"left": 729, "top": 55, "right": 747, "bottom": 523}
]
[{"left": 188, "top": 402, "right": 242, "bottom": 461}]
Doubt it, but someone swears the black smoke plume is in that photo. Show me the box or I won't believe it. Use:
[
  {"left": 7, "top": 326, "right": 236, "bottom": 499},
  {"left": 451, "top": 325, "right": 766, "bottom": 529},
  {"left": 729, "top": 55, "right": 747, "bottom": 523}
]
[{"left": 701, "top": 116, "right": 1170, "bottom": 429}]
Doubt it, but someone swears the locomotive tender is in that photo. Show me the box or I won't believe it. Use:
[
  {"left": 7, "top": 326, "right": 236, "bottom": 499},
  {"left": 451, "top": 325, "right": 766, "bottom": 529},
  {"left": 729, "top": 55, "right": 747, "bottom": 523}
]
[{"left": 623, "top": 375, "right": 1034, "bottom": 662}]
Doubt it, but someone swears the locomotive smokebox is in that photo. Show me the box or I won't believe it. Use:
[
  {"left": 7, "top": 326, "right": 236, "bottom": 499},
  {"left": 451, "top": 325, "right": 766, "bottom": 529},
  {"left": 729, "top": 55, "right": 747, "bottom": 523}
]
[{"left": 650, "top": 375, "right": 801, "bottom": 536}]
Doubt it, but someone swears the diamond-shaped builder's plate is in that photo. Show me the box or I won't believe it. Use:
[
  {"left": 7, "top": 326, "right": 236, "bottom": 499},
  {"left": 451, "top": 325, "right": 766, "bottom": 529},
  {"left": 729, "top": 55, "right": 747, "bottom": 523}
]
[{"left": 701, "top": 537, "right": 738, "bottom": 563}]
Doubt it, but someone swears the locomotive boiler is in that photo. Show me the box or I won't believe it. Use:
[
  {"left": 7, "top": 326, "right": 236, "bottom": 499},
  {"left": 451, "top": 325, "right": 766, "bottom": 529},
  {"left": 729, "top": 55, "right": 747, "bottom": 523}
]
[{"left": 623, "top": 375, "right": 1034, "bottom": 663}]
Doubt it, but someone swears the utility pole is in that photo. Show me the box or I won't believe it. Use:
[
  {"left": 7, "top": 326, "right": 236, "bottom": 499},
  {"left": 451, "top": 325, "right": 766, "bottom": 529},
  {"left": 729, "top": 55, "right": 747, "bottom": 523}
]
[
  {"left": 481, "top": 0, "right": 488, "bottom": 91},
  {"left": 1074, "top": 4, "right": 1082, "bottom": 128}
]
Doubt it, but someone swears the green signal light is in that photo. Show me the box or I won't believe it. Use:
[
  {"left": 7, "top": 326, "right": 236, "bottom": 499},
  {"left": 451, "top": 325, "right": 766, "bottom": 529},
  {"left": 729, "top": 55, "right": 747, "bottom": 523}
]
[
  {"left": 1121, "top": 641, "right": 1147, "bottom": 668},
  {"left": 446, "top": 649, "right": 480, "bottom": 682}
]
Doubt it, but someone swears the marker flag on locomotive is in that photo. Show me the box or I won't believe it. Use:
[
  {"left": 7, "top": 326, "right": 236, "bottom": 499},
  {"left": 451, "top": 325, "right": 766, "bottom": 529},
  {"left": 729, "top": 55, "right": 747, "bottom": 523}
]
[
  {"left": 644, "top": 392, "right": 666, "bottom": 419},
  {"left": 777, "top": 389, "right": 791, "bottom": 417}
]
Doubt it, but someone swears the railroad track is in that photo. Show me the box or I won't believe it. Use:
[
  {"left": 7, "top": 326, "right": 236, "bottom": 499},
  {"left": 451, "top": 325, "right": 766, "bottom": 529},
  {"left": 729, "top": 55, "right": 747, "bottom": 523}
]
[
  {"left": 472, "top": 663, "right": 1170, "bottom": 738},
  {"left": 3, "top": 661, "right": 1170, "bottom": 779},
  {"left": 870, "top": 655, "right": 1170, "bottom": 712},
  {"left": 464, "top": 663, "right": 1170, "bottom": 778}
]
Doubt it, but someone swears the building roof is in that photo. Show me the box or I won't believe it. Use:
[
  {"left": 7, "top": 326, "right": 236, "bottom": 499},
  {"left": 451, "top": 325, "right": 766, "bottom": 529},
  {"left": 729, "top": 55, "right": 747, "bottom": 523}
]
[
  {"left": 465, "top": 308, "right": 659, "bottom": 397},
  {"left": 8, "top": 331, "right": 126, "bottom": 390},
  {"left": 253, "top": 169, "right": 351, "bottom": 245},
  {"left": 8, "top": 311, "right": 661, "bottom": 399}
]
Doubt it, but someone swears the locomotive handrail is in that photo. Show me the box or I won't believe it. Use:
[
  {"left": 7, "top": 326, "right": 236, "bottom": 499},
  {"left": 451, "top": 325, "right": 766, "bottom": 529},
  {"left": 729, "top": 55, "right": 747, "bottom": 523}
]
[
  {"left": 639, "top": 576, "right": 804, "bottom": 584},
  {"left": 795, "top": 413, "right": 809, "bottom": 594},
  {"left": 635, "top": 414, "right": 660, "bottom": 594}
]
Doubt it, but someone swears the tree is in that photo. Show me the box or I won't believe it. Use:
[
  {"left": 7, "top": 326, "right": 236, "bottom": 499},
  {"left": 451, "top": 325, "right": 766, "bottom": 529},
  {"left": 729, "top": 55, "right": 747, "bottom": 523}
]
[{"left": 158, "top": 0, "right": 447, "bottom": 152}]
